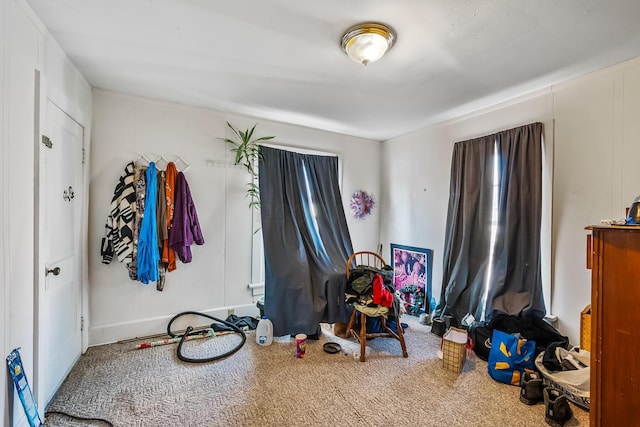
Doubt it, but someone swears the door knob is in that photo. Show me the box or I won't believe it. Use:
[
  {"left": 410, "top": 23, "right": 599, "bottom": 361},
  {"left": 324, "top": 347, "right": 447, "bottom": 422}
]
[{"left": 46, "top": 266, "right": 61, "bottom": 276}]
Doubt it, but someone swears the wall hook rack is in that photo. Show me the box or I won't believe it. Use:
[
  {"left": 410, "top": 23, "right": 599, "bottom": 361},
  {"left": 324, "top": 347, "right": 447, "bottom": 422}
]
[{"left": 135, "top": 154, "right": 191, "bottom": 172}]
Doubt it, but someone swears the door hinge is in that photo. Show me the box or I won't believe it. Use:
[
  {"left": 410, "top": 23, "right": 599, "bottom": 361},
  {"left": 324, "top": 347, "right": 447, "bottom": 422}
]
[
  {"left": 42, "top": 135, "right": 53, "bottom": 148},
  {"left": 82, "top": 147, "right": 86, "bottom": 164},
  {"left": 80, "top": 316, "right": 84, "bottom": 332}
]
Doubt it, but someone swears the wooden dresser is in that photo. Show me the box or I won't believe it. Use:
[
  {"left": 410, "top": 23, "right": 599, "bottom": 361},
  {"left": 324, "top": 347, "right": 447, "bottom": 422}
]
[{"left": 586, "top": 225, "right": 640, "bottom": 426}]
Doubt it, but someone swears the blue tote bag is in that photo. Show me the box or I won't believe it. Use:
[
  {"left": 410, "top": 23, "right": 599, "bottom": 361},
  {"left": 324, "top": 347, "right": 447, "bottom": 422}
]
[{"left": 488, "top": 329, "right": 536, "bottom": 385}]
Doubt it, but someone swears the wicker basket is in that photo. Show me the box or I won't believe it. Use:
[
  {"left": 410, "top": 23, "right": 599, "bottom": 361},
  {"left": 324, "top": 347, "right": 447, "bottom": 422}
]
[
  {"left": 580, "top": 305, "right": 591, "bottom": 351},
  {"left": 442, "top": 327, "right": 468, "bottom": 373}
]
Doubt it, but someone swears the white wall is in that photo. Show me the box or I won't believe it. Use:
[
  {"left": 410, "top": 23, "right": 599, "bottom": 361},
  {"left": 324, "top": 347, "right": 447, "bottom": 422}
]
[
  {"left": 2, "top": 3, "right": 39, "bottom": 426},
  {"left": 88, "top": 90, "right": 381, "bottom": 345},
  {"left": 380, "top": 56, "right": 640, "bottom": 346},
  {"left": 1, "top": 0, "right": 91, "bottom": 425}
]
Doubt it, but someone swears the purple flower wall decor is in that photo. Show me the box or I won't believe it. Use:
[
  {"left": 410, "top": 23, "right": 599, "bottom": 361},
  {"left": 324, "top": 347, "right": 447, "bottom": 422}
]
[{"left": 350, "top": 190, "right": 375, "bottom": 219}]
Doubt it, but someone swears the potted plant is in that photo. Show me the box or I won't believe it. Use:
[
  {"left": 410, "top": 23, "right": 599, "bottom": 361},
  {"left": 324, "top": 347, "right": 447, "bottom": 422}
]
[{"left": 220, "top": 122, "right": 274, "bottom": 209}]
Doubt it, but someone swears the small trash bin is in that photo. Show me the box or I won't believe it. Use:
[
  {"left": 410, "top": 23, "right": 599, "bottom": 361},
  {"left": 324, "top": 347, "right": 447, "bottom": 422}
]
[{"left": 442, "top": 327, "right": 469, "bottom": 374}]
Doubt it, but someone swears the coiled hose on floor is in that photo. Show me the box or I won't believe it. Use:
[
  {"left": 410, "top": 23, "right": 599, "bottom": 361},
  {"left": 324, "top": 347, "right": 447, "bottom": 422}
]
[{"left": 167, "top": 311, "right": 247, "bottom": 363}]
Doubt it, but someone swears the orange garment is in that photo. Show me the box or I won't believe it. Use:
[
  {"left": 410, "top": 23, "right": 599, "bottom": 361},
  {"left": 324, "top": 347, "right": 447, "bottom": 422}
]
[{"left": 162, "top": 162, "right": 177, "bottom": 271}]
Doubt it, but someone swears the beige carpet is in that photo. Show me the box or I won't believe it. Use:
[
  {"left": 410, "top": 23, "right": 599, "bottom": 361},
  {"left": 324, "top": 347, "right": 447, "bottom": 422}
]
[{"left": 45, "top": 316, "right": 589, "bottom": 426}]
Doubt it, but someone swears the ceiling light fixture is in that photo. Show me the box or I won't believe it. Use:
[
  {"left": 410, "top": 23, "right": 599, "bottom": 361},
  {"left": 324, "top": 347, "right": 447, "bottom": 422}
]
[{"left": 341, "top": 22, "right": 396, "bottom": 66}]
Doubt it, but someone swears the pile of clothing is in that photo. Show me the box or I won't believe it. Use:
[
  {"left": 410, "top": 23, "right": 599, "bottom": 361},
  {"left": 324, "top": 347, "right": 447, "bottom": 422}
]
[
  {"left": 101, "top": 160, "right": 204, "bottom": 291},
  {"left": 345, "top": 265, "right": 405, "bottom": 333}
]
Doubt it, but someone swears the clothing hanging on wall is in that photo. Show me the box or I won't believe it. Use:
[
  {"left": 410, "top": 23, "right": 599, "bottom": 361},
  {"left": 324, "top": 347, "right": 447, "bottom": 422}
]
[
  {"left": 101, "top": 162, "right": 136, "bottom": 264},
  {"left": 128, "top": 163, "right": 147, "bottom": 280},
  {"left": 168, "top": 171, "right": 205, "bottom": 263},
  {"left": 101, "top": 158, "right": 203, "bottom": 289},
  {"left": 156, "top": 170, "right": 168, "bottom": 291},
  {"left": 137, "top": 162, "right": 160, "bottom": 284},
  {"left": 162, "top": 162, "right": 177, "bottom": 272}
]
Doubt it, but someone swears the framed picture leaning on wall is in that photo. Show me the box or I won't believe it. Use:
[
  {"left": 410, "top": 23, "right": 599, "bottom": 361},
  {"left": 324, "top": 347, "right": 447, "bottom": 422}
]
[{"left": 390, "top": 244, "right": 433, "bottom": 316}]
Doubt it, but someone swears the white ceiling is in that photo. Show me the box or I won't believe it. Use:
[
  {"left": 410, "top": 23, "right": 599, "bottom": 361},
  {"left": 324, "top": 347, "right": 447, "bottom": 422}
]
[{"left": 25, "top": 0, "right": 640, "bottom": 141}]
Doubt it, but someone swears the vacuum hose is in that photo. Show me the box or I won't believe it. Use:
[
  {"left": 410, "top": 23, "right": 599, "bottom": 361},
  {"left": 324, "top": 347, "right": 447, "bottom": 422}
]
[{"left": 167, "top": 311, "right": 247, "bottom": 363}]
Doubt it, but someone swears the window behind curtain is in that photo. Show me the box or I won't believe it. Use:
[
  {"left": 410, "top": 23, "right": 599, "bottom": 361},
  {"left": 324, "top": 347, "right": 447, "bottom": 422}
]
[
  {"left": 259, "top": 146, "right": 353, "bottom": 336},
  {"left": 435, "top": 122, "right": 546, "bottom": 325},
  {"left": 250, "top": 145, "right": 343, "bottom": 289}
]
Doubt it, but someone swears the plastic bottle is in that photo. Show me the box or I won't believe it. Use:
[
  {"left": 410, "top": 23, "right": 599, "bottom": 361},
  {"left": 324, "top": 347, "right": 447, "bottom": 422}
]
[{"left": 256, "top": 316, "right": 273, "bottom": 346}]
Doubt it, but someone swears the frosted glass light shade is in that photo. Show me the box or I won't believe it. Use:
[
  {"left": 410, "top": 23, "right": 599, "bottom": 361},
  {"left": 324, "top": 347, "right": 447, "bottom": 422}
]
[{"left": 341, "top": 23, "right": 396, "bottom": 66}]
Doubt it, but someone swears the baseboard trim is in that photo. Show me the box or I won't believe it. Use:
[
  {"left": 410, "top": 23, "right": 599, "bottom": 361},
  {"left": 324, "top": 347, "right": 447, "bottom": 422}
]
[{"left": 88, "top": 304, "right": 259, "bottom": 347}]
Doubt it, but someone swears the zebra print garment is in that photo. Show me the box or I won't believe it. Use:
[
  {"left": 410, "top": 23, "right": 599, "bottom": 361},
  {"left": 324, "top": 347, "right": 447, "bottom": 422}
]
[{"left": 101, "top": 161, "right": 137, "bottom": 264}]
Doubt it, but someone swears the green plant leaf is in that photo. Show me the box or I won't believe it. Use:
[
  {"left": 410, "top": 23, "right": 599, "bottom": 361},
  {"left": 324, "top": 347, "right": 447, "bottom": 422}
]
[
  {"left": 253, "top": 136, "right": 275, "bottom": 142},
  {"left": 220, "top": 122, "right": 272, "bottom": 210},
  {"left": 226, "top": 122, "right": 242, "bottom": 140},
  {"left": 246, "top": 124, "right": 257, "bottom": 142}
]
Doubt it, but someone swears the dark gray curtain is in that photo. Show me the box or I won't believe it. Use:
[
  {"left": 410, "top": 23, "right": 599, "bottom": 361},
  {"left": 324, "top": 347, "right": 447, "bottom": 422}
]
[
  {"left": 435, "top": 122, "right": 545, "bottom": 324},
  {"left": 487, "top": 124, "right": 545, "bottom": 319},
  {"left": 436, "top": 134, "right": 497, "bottom": 323},
  {"left": 259, "top": 146, "right": 354, "bottom": 337}
]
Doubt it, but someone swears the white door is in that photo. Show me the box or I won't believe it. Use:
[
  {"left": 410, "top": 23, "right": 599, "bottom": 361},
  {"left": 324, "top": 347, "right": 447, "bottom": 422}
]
[{"left": 39, "top": 98, "right": 83, "bottom": 406}]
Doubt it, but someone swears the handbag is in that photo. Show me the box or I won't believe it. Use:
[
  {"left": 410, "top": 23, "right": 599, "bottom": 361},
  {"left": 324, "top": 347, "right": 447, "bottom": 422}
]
[
  {"left": 468, "top": 324, "right": 493, "bottom": 361},
  {"left": 488, "top": 329, "right": 536, "bottom": 385}
]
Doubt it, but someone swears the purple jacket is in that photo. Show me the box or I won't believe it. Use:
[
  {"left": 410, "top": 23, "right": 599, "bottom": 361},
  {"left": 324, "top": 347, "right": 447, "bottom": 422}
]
[{"left": 168, "top": 172, "right": 204, "bottom": 263}]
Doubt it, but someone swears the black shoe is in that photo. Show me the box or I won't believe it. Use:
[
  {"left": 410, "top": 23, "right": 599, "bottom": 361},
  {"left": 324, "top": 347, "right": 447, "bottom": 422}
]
[
  {"left": 519, "top": 371, "right": 543, "bottom": 405},
  {"left": 544, "top": 387, "right": 573, "bottom": 427}
]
